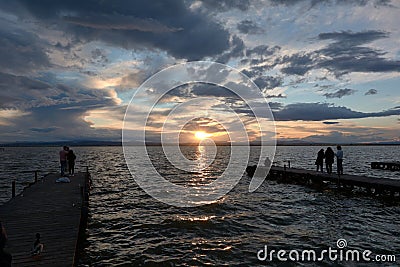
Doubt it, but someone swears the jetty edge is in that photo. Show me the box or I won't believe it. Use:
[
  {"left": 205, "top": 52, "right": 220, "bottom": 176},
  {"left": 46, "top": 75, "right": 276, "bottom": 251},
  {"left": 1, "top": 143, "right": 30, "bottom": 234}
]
[
  {"left": 246, "top": 165, "right": 400, "bottom": 199},
  {"left": 371, "top": 161, "right": 400, "bottom": 171},
  {"left": 0, "top": 169, "right": 91, "bottom": 266}
]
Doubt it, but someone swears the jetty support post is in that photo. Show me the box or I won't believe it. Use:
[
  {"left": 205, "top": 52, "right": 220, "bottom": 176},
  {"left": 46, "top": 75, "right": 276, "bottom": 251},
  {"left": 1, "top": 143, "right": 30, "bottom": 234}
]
[
  {"left": 12, "top": 180, "right": 16, "bottom": 198},
  {"left": 34, "top": 170, "right": 38, "bottom": 183}
]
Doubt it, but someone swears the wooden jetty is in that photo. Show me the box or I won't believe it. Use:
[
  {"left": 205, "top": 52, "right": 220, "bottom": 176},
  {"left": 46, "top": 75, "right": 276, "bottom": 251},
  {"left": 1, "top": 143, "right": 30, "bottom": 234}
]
[
  {"left": 371, "top": 161, "right": 400, "bottom": 171},
  {"left": 246, "top": 165, "right": 400, "bottom": 198},
  {"left": 0, "top": 171, "right": 90, "bottom": 266}
]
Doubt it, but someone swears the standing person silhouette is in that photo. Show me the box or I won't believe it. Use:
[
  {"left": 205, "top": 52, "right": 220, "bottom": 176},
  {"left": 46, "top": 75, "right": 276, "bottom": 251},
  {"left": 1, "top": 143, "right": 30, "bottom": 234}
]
[
  {"left": 325, "top": 147, "right": 335, "bottom": 174},
  {"left": 315, "top": 149, "right": 325, "bottom": 172},
  {"left": 59, "top": 146, "right": 68, "bottom": 176},
  {"left": 67, "top": 150, "right": 76, "bottom": 176},
  {"left": 336, "top": 145, "right": 344, "bottom": 175}
]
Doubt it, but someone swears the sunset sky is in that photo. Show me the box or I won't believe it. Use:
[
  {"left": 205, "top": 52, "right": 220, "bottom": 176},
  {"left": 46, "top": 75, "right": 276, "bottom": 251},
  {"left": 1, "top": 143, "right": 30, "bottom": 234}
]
[{"left": 0, "top": 0, "right": 399, "bottom": 144}]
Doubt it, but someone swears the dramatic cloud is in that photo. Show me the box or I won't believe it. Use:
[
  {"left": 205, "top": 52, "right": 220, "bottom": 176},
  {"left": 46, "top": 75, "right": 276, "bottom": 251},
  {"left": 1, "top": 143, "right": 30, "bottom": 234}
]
[
  {"left": 0, "top": 27, "right": 51, "bottom": 75},
  {"left": 246, "top": 45, "right": 280, "bottom": 58},
  {"left": 0, "top": 72, "right": 119, "bottom": 109},
  {"left": 273, "top": 103, "right": 400, "bottom": 121},
  {"left": 276, "top": 30, "right": 400, "bottom": 77},
  {"left": 269, "top": 0, "right": 391, "bottom": 6},
  {"left": 200, "top": 0, "right": 391, "bottom": 11},
  {"left": 0, "top": 0, "right": 399, "bottom": 143},
  {"left": 0, "top": 105, "right": 122, "bottom": 142},
  {"left": 323, "top": 88, "right": 356, "bottom": 99},
  {"left": 316, "top": 30, "right": 400, "bottom": 76},
  {"left": 3, "top": 0, "right": 231, "bottom": 60},
  {"left": 30, "top": 127, "right": 58, "bottom": 133},
  {"left": 280, "top": 53, "right": 315, "bottom": 76},
  {"left": 237, "top": 20, "right": 264, "bottom": 34},
  {"left": 253, "top": 76, "right": 283, "bottom": 90},
  {"left": 63, "top": 14, "right": 182, "bottom": 33},
  {"left": 199, "top": 0, "right": 251, "bottom": 11},
  {"left": 365, "top": 89, "right": 378, "bottom": 95},
  {"left": 216, "top": 35, "right": 245, "bottom": 63}
]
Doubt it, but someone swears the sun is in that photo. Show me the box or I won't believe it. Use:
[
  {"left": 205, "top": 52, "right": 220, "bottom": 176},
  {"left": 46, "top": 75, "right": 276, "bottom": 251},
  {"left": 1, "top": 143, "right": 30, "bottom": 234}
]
[{"left": 194, "top": 131, "right": 211, "bottom": 140}]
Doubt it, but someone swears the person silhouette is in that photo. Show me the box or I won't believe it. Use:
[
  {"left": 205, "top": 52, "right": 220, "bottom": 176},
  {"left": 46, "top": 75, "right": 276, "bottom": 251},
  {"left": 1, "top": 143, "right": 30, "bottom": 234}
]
[
  {"left": 59, "top": 146, "right": 69, "bottom": 176},
  {"left": 315, "top": 149, "right": 325, "bottom": 172},
  {"left": 325, "top": 147, "right": 335, "bottom": 174},
  {"left": 336, "top": 145, "right": 344, "bottom": 175},
  {"left": 67, "top": 150, "right": 76, "bottom": 176},
  {"left": 31, "top": 233, "right": 44, "bottom": 256}
]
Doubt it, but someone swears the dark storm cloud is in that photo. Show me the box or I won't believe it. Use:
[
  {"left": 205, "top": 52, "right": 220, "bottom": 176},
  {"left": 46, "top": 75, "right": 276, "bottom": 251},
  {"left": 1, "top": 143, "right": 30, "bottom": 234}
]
[
  {"left": 246, "top": 45, "right": 281, "bottom": 57},
  {"left": 267, "top": 0, "right": 391, "bottom": 7},
  {"left": 323, "top": 88, "right": 356, "bottom": 99},
  {"left": 365, "top": 89, "right": 378, "bottom": 95},
  {"left": 318, "top": 30, "right": 388, "bottom": 46},
  {"left": 277, "top": 30, "right": 400, "bottom": 77},
  {"left": 216, "top": 35, "right": 245, "bottom": 64},
  {"left": 253, "top": 76, "right": 283, "bottom": 90},
  {"left": 268, "top": 102, "right": 284, "bottom": 111},
  {"left": 0, "top": 72, "right": 118, "bottom": 109},
  {"left": 316, "top": 30, "right": 400, "bottom": 76},
  {"left": 7, "top": 105, "right": 121, "bottom": 141},
  {"left": 30, "top": 127, "right": 58, "bottom": 133},
  {"left": 0, "top": 89, "right": 126, "bottom": 142},
  {"left": 200, "top": 0, "right": 391, "bottom": 11},
  {"left": 265, "top": 93, "right": 286, "bottom": 98},
  {"left": 2, "top": 0, "right": 231, "bottom": 60},
  {"left": 240, "top": 45, "right": 281, "bottom": 78},
  {"left": 0, "top": 72, "right": 51, "bottom": 108},
  {"left": 63, "top": 14, "right": 181, "bottom": 33},
  {"left": 0, "top": 27, "right": 50, "bottom": 75},
  {"left": 199, "top": 0, "right": 251, "bottom": 11},
  {"left": 273, "top": 103, "right": 400, "bottom": 121},
  {"left": 280, "top": 53, "right": 315, "bottom": 75},
  {"left": 237, "top": 20, "right": 264, "bottom": 34}
]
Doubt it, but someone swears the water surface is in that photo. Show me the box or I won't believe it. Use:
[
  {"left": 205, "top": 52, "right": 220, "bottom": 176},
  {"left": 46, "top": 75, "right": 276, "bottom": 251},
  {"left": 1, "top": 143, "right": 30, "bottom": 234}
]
[{"left": 0, "top": 146, "right": 399, "bottom": 266}]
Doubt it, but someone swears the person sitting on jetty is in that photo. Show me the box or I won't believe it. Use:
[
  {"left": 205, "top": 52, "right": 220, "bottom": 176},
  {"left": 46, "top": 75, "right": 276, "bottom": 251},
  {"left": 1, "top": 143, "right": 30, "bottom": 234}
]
[
  {"left": 67, "top": 149, "right": 76, "bottom": 176},
  {"left": 315, "top": 149, "right": 325, "bottom": 172},
  {"left": 59, "top": 146, "right": 69, "bottom": 176},
  {"left": 264, "top": 156, "right": 272, "bottom": 167},
  {"left": 31, "top": 233, "right": 43, "bottom": 256},
  {"left": 336, "top": 145, "right": 344, "bottom": 175},
  {"left": 325, "top": 147, "right": 335, "bottom": 174},
  {"left": 0, "top": 221, "right": 12, "bottom": 266}
]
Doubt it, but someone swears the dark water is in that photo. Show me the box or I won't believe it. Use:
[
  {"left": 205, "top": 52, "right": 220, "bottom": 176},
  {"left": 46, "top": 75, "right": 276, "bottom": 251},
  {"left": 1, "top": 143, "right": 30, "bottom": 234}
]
[{"left": 0, "top": 146, "right": 399, "bottom": 266}]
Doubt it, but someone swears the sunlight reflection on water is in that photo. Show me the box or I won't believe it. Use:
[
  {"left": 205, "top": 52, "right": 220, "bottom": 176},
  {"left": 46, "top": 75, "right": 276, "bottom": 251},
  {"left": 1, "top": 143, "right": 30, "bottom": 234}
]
[{"left": 0, "top": 146, "right": 399, "bottom": 266}]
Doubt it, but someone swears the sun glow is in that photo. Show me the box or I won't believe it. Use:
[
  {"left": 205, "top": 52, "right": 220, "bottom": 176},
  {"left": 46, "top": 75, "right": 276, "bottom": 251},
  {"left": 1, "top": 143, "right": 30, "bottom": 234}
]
[{"left": 194, "top": 131, "right": 212, "bottom": 140}]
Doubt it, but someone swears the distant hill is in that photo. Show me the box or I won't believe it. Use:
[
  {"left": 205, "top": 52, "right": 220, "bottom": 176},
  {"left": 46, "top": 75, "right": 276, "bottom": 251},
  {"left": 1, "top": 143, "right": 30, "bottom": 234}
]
[
  {"left": 0, "top": 140, "right": 122, "bottom": 147},
  {"left": 1, "top": 140, "right": 399, "bottom": 147}
]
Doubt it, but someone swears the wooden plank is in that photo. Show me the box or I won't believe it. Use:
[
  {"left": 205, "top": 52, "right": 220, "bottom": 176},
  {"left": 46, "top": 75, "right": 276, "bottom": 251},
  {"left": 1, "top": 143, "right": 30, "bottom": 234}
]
[{"left": 0, "top": 172, "right": 87, "bottom": 267}]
